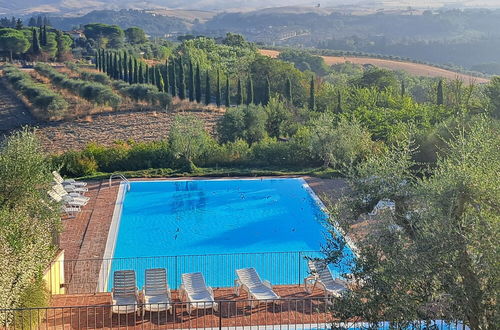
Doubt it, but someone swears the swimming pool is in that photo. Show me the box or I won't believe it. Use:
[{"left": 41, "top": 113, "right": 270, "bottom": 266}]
[{"left": 104, "top": 178, "right": 354, "bottom": 290}]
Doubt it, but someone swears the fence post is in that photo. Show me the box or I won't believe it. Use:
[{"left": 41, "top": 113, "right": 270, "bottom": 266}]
[
  {"left": 175, "top": 255, "right": 178, "bottom": 289},
  {"left": 218, "top": 301, "right": 222, "bottom": 330},
  {"left": 298, "top": 251, "right": 302, "bottom": 286}
]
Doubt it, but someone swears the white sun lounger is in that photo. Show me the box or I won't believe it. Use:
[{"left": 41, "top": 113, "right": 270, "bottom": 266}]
[
  {"left": 304, "top": 260, "right": 348, "bottom": 298},
  {"left": 235, "top": 268, "right": 280, "bottom": 306},
  {"left": 180, "top": 272, "right": 218, "bottom": 314},
  {"left": 111, "top": 270, "right": 140, "bottom": 316},
  {"left": 142, "top": 268, "right": 172, "bottom": 316},
  {"left": 48, "top": 190, "right": 87, "bottom": 207},
  {"left": 62, "top": 183, "right": 88, "bottom": 194},
  {"left": 52, "top": 184, "right": 90, "bottom": 204},
  {"left": 53, "top": 171, "right": 87, "bottom": 187},
  {"left": 61, "top": 204, "right": 81, "bottom": 217}
]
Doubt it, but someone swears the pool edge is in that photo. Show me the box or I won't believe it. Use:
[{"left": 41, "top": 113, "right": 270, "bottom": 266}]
[{"left": 98, "top": 182, "right": 126, "bottom": 292}]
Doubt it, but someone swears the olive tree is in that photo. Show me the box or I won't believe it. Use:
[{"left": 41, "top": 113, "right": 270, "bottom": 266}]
[
  {"left": 0, "top": 129, "right": 61, "bottom": 318},
  {"left": 323, "top": 117, "right": 499, "bottom": 329},
  {"left": 309, "top": 114, "right": 375, "bottom": 168},
  {"left": 168, "top": 114, "right": 211, "bottom": 171}
]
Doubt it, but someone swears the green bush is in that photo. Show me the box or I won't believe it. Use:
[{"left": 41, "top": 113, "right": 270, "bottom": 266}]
[
  {"left": 3, "top": 65, "right": 68, "bottom": 118},
  {"left": 66, "top": 62, "right": 111, "bottom": 85},
  {"left": 55, "top": 150, "right": 98, "bottom": 177},
  {"left": 116, "top": 83, "right": 172, "bottom": 108},
  {"left": 14, "top": 277, "right": 50, "bottom": 329},
  {"left": 35, "top": 63, "right": 121, "bottom": 108}
]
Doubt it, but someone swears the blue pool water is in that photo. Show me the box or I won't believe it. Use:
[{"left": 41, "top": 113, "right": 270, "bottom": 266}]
[{"left": 107, "top": 178, "right": 354, "bottom": 290}]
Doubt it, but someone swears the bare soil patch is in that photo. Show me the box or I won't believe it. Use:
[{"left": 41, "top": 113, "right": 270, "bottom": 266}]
[
  {"left": 36, "top": 109, "right": 223, "bottom": 153},
  {"left": 260, "top": 49, "right": 490, "bottom": 84}
]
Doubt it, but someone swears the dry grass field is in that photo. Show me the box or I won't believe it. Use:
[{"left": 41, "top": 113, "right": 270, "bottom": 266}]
[{"left": 260, "top": 49, "right": 490, "bottom": 84}]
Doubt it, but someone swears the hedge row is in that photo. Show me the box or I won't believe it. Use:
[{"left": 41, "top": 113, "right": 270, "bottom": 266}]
[
  {"left": 66, "top": 63, "right": 171, "bottom": 108},
  {"left": 34, "top": 63, "right": 122, "bottom": 108},
  {"left": 113, "top": 81, "right": 172, "bottom": 108},
  {"left": 2, "top": 65, "right": 68, "bottom": 119},
  {"left": 65, "top": 62, "right": 111, "bottom": 85}
]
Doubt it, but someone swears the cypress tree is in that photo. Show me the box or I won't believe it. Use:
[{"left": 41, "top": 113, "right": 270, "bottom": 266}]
[
  {"left": 170, "top": 59, "right": 177, "bottom": 97},
  {"left": 263, "top": 76, "right": 271, "bottom": 106},
  {"left": 336, "top": 91, "right": 342, "bottom": 113},
  {"left": 195, "top": 64, "right": 202, "bottom": 103},
  {"left": 118, "top": 54, "right": 123, "bottom": 80},
  {"left": 134, "top": 59, "right": 139, "bottom": 84},
  {"left": 128, "top": 57, "right": 133, "bottom": 84},
  {"left": 246, "top": 75, "right": 254, "bottom": 105},
  {"left": 205, "top": 70, "right": 211, "bottom": 105},
  {"left": 114, "top": 53, "right": 119, "bottom": 79},
  {"left": 138, "top": 63, "right": 144, "bottom": 84},
  {"left": 188, "top": 60, "right": 195, "bottom": 102},
  {"left": 178, "top": 57, "right": 186, "bottom": 100},
  {"left": 215, "top": 70, "right": 221, "bottom": 107},
  {"left": 225, "top": 76, "right": 230, "bottom": 108},
  {"left": 31, "top": 28, "right": 40, "bottom": 55},
  {"left": 309, "top": 76, "right": 316, "bottom": 111},
  {"left": 401, "top": 80, "right": 406, "bottom": 98},
  {"left": 38, "top": 27, "right": 43, "bottom": 47},
  {"left": 151, "top": 66, "right": 156, "bottom": 86},
  {"left": 106, "top": 51, "right": 111, "bottom": 76},
  {"left": 163, "top": 63, "right": 169, "bottom": 93},
  {"left": 101, "top": 49, "right": 106, "bottom": 72},
  {"left": 123, "top": 52, "right": 128, "bottom": 82},
  {"left": 43, "top": 25, "right": 48, "bottom": 46},
  {"left": 437, "top": 80, "right": 444, "bottom": 105},
  {"left": 95, "top": 51, "right": 99, "bottom": 70},
  {"left": 155, "top": 67, "right": 164, "bottom": 92},
  {"left": 236, "top": 77, "right": 243, "bottom": 105},
  {"left": 285, "top": 77, "right": 292, "bottom": 104},
  {"left": 145, "top": 65, "right": 150, "bottom": 84}
]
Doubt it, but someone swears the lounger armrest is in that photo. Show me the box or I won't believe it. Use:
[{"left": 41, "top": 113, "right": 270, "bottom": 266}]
[
  {"left": 234, "top": 279, "right": 242, "bottom": 296},
  {"left": 207, "top": 286, "right": 214, "bottom": 297},
  {"left": 262, "top": 280, "right": 273, "bottom": 290},
  {"left": 179, "top": 284, "right": 186, "bottom": 301}
]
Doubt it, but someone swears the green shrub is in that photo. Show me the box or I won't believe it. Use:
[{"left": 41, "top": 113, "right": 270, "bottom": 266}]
[
  {"left": 14, "top": 277, "right": 50, "bottom": 329},
  {"left": 56, "top": 150, "right": 98, "bottom": 177},
  {"left": 116, "top": 83, "right": 172, "bottom": 108}
]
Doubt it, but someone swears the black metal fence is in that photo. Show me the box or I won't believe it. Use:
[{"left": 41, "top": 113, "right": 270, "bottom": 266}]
[
  {"left": 0, "top": 298, "right": 468, "bottom": 330},
  {"left": 49, "top": 251, "right": 348, "bottom": 294}
]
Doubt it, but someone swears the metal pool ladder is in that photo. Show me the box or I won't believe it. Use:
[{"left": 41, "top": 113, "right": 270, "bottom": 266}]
[{"left": 109, "top": 174, "right": 131, "bottom": 191}]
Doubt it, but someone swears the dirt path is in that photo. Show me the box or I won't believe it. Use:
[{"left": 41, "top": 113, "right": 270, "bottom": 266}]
[
  {"left": 0, "top": 80, "right": 37, "bottom": 134},
  {"left": 36, "top": 110, "right": 223, "bottom": 153},
  {"left": 260, "top": 49, "right": 490, "bottom": 83}
]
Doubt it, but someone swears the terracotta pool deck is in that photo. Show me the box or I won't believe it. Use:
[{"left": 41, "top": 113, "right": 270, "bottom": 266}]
[
  {"left": 48, "top": 176, "right": 350, "bottom": 328},
  {"left": 47, "top": 286, "right": 334, "bottom": 329}
]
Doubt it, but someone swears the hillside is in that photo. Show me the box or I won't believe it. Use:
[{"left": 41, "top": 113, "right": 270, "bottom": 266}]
[{"left": 260, "top": 49, "right": 490, "bottom": 83}]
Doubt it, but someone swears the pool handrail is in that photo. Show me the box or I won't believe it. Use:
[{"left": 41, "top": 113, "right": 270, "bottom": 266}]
[{"left": 109, "top": 173, "right": 131, "bottom": 191}]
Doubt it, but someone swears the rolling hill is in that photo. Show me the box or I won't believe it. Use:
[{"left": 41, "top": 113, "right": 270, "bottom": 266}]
[{"left": 260, "top": 49, "right": 490, "bottom": 83}]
